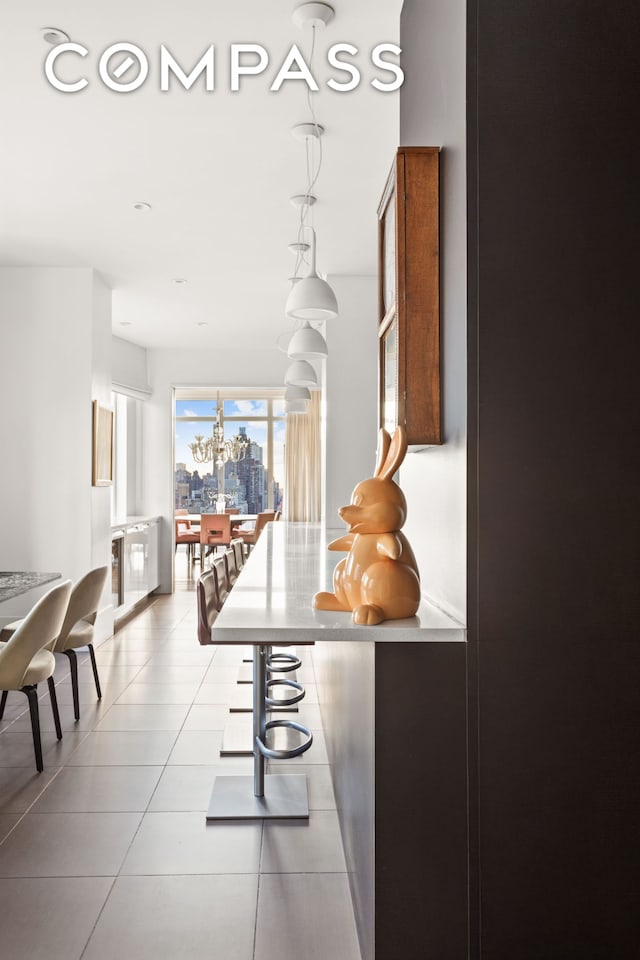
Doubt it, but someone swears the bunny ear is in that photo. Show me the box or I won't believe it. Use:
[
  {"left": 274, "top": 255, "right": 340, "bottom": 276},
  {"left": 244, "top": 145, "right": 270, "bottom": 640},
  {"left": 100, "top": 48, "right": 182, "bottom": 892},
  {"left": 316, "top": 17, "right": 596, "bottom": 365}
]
[
  {"left": 378, "top": 425, "right": 407, "bottom": 480},
  {"left": 373, "top": 429, "right": 392, "bottom": 478}
]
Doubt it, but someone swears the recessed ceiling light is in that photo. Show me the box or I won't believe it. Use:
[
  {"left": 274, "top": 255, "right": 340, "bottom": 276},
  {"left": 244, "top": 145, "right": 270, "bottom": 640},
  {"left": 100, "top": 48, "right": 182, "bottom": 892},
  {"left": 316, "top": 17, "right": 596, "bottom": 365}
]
[
  {"left": 120, "top": 321, "right": 132, "bottom": 326},
  {"left": 196, "top": 321, "right": 208, "bottom": 327},
  {"left": 133, "top": 201, "right": 152, "bottom": 212},
  {"left": 173, "top": 278, "right": 187, "bottom": 284},
  {"left": 41, "top": 27, "right": 70, "bottom": 45}
]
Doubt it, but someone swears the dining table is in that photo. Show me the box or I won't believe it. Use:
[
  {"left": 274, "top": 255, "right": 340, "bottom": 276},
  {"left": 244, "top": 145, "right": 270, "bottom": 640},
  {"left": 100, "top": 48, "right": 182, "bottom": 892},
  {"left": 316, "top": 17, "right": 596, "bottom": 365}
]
[
  {"left": 181, "top": 513, "right": 258, "bottom": 527},
  {"left": 0, "top": 571, "right": 61, "bottom": 631}
]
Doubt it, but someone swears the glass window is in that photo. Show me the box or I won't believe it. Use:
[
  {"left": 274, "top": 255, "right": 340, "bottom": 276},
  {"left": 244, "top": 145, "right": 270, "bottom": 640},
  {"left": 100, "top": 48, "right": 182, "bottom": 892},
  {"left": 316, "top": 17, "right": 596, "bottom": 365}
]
[{"left": 175, "top": 391, "right": 284, "bottom": 514}]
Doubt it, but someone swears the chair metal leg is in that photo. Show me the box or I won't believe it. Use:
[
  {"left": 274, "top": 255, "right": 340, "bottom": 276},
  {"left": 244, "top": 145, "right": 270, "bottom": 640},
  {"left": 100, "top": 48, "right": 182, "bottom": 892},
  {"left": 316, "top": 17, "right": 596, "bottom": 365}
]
[
  {"left": 22, "top": 685, "right": 43, "bottom": 772},
  {"left": 47, "top": 676, "right": 63, "bottom": 740},
  {"left": 0, "top": 690, "right": 7, "bottom": 720},
  {"left": 63, "top": 649, "right": 80, "bottom": 721},
  {"left": 88, "top": 643, "right": 102, "bottom": 700}
]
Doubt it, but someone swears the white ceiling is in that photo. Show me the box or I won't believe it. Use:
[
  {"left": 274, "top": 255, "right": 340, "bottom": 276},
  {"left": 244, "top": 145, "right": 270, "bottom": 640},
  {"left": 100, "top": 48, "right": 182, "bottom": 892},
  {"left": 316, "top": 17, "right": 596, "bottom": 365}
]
[{"left": 0, "top": 1, "right": 402, "bottom": 353}]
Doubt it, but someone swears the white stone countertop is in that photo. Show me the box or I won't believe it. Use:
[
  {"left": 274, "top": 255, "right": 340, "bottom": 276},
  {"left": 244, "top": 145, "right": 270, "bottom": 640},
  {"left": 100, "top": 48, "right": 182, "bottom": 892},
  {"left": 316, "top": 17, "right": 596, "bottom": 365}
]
[
  {"left": 211, "top": 522, "right": 466, "bottom": 645},
  {"left": 0, "top": 571, "right": 60, "bottom": 603}
]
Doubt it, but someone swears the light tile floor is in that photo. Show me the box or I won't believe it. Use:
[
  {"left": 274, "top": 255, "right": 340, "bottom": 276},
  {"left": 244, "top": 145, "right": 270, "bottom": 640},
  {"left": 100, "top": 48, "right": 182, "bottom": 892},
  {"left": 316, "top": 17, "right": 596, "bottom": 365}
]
[{"left": 0, "top": 555, "right": 362, "bottom": 960}]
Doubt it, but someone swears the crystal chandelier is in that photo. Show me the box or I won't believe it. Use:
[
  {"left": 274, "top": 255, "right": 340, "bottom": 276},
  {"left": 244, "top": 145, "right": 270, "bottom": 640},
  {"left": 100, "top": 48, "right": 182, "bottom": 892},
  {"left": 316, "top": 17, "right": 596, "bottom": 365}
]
[
  {"left": 189, "top": 408, "right": 249, "bottom": 468},
  {"left": 188, "top": 398, "right": 249, "bottom": 512}
]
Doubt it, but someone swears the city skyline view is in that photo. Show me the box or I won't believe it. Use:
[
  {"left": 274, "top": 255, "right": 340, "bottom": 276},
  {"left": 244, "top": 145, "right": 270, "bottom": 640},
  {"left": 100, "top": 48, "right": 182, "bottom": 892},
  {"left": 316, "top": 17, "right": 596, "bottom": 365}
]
[{"left": 175, "top": 396, "right": 285, "bottom": 512}]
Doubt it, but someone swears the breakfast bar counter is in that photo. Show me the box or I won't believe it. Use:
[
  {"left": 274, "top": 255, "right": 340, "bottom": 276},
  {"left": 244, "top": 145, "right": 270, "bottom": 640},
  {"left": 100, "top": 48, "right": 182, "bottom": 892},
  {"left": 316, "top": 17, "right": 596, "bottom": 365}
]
[
  {"left": 211, "top": 522, "right": 468, "bottom": 960},
  {"left": 210, "top": 521, "right": 464, "bottom": 644}
]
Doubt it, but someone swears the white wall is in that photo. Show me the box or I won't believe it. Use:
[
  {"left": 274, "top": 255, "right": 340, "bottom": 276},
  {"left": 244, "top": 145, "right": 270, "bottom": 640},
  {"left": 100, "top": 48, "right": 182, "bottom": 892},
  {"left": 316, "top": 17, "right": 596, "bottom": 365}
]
[
  {"left": 111, "top": 336, "right": 149, "bottom": 520},
  {"left": 90, "top": 275, "right": 115, "bottom": 640},
  {"left": 143, "top": 346, "right": 287, "bottom": 592},
  {"left": 0, "top": 267, "right": 113, "bottom": 636},
  {"left": 324, "top": 276, "right": 379, "bottom": 525},
  {"left": 399, "top": 0, "right": 467, "bottom": 622},
  {"left": 112, "top": 335, "right": 150, "bottom": 396}
]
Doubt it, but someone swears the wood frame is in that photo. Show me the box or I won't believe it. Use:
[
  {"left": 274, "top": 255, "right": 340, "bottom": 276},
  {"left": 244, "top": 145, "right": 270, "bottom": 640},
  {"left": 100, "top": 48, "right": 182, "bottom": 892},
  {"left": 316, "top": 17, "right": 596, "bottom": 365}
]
[
  {"left": 378, "top": 146, "right": 442, "bottom": 445},
  {"left": 92, "top": 400, "right": 114, "bottom": 486}
]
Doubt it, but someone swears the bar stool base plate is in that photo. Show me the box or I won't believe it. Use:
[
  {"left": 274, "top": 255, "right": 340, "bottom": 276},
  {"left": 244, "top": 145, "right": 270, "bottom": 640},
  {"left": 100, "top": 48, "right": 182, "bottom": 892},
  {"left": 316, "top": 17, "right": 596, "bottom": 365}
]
[{"left": 206, "top": 774, "right": 309, "bottom": 820}]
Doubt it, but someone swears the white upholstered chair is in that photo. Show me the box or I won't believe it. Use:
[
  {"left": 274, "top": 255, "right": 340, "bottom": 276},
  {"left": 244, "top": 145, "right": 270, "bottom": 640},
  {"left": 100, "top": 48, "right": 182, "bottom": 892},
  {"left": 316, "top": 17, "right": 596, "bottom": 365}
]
[
  {"left": 2, "top": 566, "right": 110, "bottom": 722},
  {"left": 53, "top": 565, "right": 109, "bottom": 721},
  {"left": 0, "top": 580, "right": 72, "bottom": 771}
]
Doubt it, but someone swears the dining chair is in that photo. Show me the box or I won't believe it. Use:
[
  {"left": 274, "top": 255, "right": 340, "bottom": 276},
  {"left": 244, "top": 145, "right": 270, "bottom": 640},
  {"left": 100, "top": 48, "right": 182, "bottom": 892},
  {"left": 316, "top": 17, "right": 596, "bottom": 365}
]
[
  {"left": 210, "top": 555, "right": 230, "bottom": 608},
  {"left": 196, "top": 558, "right": 228, "bottom": 646},
  {"left": 1, "top": 568, "right": 107, "bottom": 722},
  {"left": 196, "top": 569, "right": 217, "bottom": 645},
  {"left": 222, "top": 547, "right": 240, "bottom": 590},
  {"left": 0, "top": 580, "right": 72, "bottom": 772},
  {"left": 224, "top": 508, "right": 240, "bottom": 515},
  {"left": 237, "top": 510, "right": 276, "bottom": 554},
  {"left": 175, "top": 515, "right": 200, "bottom": 562},
  {"left": 52, "top": 565, "right": 109, "bottom": 721},
  {"left": 230, "top": 537, "right": 245, "bottom": 572},
  {"left": 200, "top": 513, "right": 232, "bottom": 557}
]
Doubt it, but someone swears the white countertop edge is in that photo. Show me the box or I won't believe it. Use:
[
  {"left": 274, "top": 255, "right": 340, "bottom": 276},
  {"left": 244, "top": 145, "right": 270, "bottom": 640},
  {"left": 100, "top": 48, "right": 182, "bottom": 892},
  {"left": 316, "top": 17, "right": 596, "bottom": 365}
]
[
  {"left": 210, "top": 626, "right": 465, "bottom": 645},
  {"left": 111, "top": 515, "right": 161, "bottom": 532}
]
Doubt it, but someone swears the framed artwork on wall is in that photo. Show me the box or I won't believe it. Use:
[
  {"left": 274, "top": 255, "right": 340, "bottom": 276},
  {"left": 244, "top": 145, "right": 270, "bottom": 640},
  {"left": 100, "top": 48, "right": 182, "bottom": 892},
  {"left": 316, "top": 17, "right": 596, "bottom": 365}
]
[
  {"left": 378, "top": 146, "right": 442, "bottom": 446},
  {"left": 92, "top": 400, "right": 114, "bottom": 486}
]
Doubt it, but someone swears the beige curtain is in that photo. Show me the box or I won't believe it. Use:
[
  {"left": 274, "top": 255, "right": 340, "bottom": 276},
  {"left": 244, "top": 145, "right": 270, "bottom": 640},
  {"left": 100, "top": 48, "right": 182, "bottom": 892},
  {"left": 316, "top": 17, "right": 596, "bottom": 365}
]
[{"left": 284, "top": 391, "right": 321, "bottom": 521}]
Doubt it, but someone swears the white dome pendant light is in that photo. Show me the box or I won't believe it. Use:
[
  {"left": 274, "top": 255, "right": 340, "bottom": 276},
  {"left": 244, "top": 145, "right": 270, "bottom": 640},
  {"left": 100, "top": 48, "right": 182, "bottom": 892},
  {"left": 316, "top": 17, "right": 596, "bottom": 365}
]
[
  {"left": 284, "top": 358, "right": 318, "bottom": 387},
  {"left": 285, "top": 227, "right": 338, "bottom": 322},
  {"left": 287, "top": 320, "right": 328, "bottom": 359},
  {"left": 285, "top": 399, "right": 309, "bottom": 415},
  {"left": 285, "top": 384, "right": 311, "bottom": 402}
]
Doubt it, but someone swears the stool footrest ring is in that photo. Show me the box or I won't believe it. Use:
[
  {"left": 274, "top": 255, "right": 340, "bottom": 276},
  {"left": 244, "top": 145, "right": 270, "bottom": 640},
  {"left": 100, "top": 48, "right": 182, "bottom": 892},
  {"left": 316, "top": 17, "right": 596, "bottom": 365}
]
[
  {"left": 265, "top": 678, "right": 305, "bottom": 707},
  {"left": 256, "top": 719, "right": 313, "bottom": 760},
  {"left": 267, "top": 652, "right": 302, "bottom": 673}
]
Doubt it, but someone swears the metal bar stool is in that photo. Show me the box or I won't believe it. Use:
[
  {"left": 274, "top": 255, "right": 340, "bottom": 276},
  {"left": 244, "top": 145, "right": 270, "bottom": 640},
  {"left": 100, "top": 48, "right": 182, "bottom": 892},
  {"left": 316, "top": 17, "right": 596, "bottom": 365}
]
[{"left": 207, "top": 639, "right": 314, "bottom": 820}]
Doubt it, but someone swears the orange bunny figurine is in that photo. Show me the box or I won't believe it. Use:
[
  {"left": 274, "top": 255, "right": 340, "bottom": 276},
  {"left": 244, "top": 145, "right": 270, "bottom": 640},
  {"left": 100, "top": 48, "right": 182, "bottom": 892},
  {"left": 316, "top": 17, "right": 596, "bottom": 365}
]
[{"left": 313, "top": 425, "right": 421, "bottom": 625}]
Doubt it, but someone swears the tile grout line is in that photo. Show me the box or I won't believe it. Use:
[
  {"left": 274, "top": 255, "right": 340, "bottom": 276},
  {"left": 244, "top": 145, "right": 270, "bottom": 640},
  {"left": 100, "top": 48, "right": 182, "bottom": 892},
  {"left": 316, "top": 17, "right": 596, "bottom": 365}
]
[
  {"left": 252, "top": 868, "right": 263, "bottom": 960},
  {"left": 77, "top": 875, "right": 118, "bottom": 960}
]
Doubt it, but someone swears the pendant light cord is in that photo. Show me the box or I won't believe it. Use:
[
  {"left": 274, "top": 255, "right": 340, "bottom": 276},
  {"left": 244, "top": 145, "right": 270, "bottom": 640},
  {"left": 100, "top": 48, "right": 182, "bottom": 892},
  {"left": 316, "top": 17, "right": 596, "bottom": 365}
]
[{"left": 293, "top": 23, "right": 324, "bottom": 282}]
